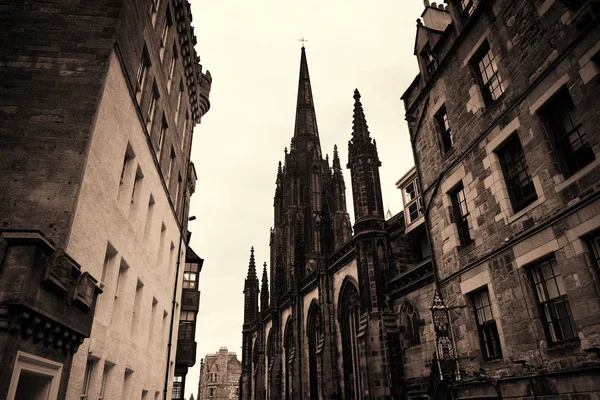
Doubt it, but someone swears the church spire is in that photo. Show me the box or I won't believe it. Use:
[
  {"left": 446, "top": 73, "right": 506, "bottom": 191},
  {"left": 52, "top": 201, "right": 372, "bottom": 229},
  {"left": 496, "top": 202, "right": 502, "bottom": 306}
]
[
  {"left": 332, "top": 144, "right": 342, "bottom": 173},
  {"left": 246, "top": 246, "right": 257, "bottom": 281},
  {"left": 293, "top": 47, "right": 319, "bottom": 138}
]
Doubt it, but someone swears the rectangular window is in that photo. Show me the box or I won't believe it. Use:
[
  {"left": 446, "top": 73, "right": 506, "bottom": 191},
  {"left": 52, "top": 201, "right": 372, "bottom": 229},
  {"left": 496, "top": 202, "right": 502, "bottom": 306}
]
[
  {"left": 450, "top": 183, "right": 474, "bottom": 248},
  {"left": 122, "top": 369, "right": 133, "bottom": 400},
  {"left": 131, "top": 167, "right": 143, "bottom": 204},
  {"left": 542, "top": 89, "right": 594, "bottom": 177},
  {"left": 146, "top": 85, "right": 158, "bottom": 133},
  {"left": 172, "top": 375, "right": 183, "bottom": 399},
  {"left": 157, "top": 116, "right": 167, "bottom": 161},
  {"left": 498, "top": 135, "right": 537, "bottom": 212},
  {"left": 436, "top": 106, "right": 453, "bottom": 152},
  {"left": 131, "top": 279, "right": 144, "bottom": 337},
  {"left": 459, "top": 0, "right": 477, "bottom": 21},
  {"left": 181, "top": 111, "right": 189, "bottom": 150},
  {"left": 136, "top": 47, "right": 151, "bottom": 102},
  {"left": 144, "top": 194, "right": 155, "bottom": 240},
  {"left": 474, "top": 42, "right": 504, "bottom": 105},
  {"left": 403, "top": 178, "right": 423, "bottom": 224},
  {"left": 167, "top": 45, "right": 177, "bottom": 93},
  {"left": 421, "top": 43, "right": 436, "bottom": 76},
  {"left": 150, "top": 0, "right": 160, "bottom": 26},
  {"left": 209, "top": 387, "right": 215, "bottom": 397},
  {"left": 167, "top": 148, "right": 176, "bottom": 185},
  {"left": 588, "top": 233, "right": 600, "bottom": 279},
  {"left": 159, "top": 11, "right": 171, "bottom": 62},
  {"left": 472, "top": 288, "right": 502, "bottom": 360},
  {"left": 175, "top": 81, "right": 183, "bottom": 125},
  {"left": 529, "top": 257, "right": 577, "bottom": 344},
  {"left": 183, "top": 262, "right": 198, "bottom": 289},
  {"left": 178, "top": 310, "right": 195, "bottom": 340},
  {"left": 174, "top": 173, "right": 182, "bottom": 208},
  {"left": 82, "top": 358, "right": 94, "bottom": 396},
  {"left": 99, "top": 363, "right": 112, "bottom": 400}
]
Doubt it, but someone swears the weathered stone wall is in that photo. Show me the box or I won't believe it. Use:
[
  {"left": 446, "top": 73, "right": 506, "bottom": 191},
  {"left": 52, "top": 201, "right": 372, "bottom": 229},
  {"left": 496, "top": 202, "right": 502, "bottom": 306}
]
[
  {"left": 403, "top": 0, "right": 600, "bottom": 391},
  {"left": 0, "top": 0, "right": 122, "bottom": 246}
]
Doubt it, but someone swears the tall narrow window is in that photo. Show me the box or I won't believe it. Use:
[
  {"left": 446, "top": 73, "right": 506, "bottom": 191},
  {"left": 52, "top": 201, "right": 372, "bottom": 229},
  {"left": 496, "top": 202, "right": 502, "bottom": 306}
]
[
  {"left": 159, "top": 12, "right": 171, "bottom": 62},
  {"left": 498, "top": 135, "right": 537, "bottom": 212},
  {"left": 146, "top": 85, "right": 158, "bottom": 133},
  {"left": 403, "top": 178, "right": 423, "bottom": 224},
  {"left": 143, "top": 194, "right": 155, "bottom": 240},
  {"left": 175, "top": 81, "right": 184, "bottom": 125},
  {"left": 421, "top": 43, "right": 436, "bottom": 76},
  {"left": 403, "top": 300, "right": 421, "bottom": 347},
  {"left": 119, "top": 151, "right": 131, "bottom": 185},
  {"left": 167, "top": 44, "right": 177, "bottom": 93},
  {"left": 183, "top": 261, "right": 198, "bottom": 289},
  {"left": 136, "top": 47, "right": 151, "bottom": 102},
  {"left": 99, "top": 363, "right": 112, "bottom": 400},
  {"left": 340, "top": 284, "right": 361, "bottom": 400},
  {"left": 122, "top": 369, "right": 133, "bottom": 400},
  {"left": 542, "top": 89, "right": 595, "bottom": 177},
  {"left": 112, "top": 260, "right": 129, "bottom": 325},
  {"left": 181, "top": 111, "right": 189, "bottom": 150},
  {"left": 131, "top": 166, "right": 143, "bottom": 204},
  {"left": 167, "top": 148, "right": 176, "bottom": 185},
  {"left": 157, "top": 116, "right": 167, "bottom": 161},
  {"left": 150, "top": 0, "right": 160, "bottom": 26},
  {"left": 283, "top": 319, "right": 295, "bottom": 400},
  {"left": 131, "top": 279, "right": 144, "bottom": 337},
  {"left": 178, "top": 310, "right": 195, "bottom": 340},
  {"left": 450, "top": 183, "right": 474, "bottom": 248},
  {"left": 473, "top": 42, "right": 504, "bottom": 105},
  {"left": 82, "top": 358, "right": 94, "bottom": 398},
  {"left": 436, "top": 106, "right": 453, "bottom": 152},
  {"left": 148, "top": 297, "right": 158, "bottom": 347},
  {"left": 307, "top": 303, "right": 322, "bottom": 400},
  {"left": 158, "top": 223, "right": 167, "bottom": 262},
  {"left": 529, "top": 257, "right": 577, "bottom": 344},
  {"left": 472, "top": 288, "right": 502, "bottom": 360},
  {"left": 174, "top": 173, "right": 182, "bottom": 208},
  {"left": 100, "top": 243, "right": 117, "bottom": 288}
]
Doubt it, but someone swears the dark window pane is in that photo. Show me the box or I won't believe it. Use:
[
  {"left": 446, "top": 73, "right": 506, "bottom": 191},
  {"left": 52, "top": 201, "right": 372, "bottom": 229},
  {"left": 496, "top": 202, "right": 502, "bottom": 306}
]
[
  {"left": 498, "top": 135, "right": 537, "bottom": 212},
  {"left": 474, "top": 43, "right": 504, "bottom": 105},
  {"left": 437, "top": 107, "right": 453, "bottom": 152},
  {"left": 472, "top": 289, "right": 502, "bottom": 360},
  {"left": 451, "top": 183, "right": 473, "bottom": 248},
  {"left": 543, "top": 91, "right": 595, "bottom": 176}
]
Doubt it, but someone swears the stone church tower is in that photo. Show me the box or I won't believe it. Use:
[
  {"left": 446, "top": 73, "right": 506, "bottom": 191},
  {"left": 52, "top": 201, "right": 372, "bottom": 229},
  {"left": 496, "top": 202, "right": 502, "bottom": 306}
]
[{"left": 240, "top": 46, "right": 406, "bottom": 400}]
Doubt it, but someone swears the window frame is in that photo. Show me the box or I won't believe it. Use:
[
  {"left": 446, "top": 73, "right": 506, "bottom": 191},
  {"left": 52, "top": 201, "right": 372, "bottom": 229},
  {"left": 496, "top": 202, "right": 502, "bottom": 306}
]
[
  {"left": 472, "top": 41, "right": 504, "bottom": 106},
  {"left": 436, "top": 106, "right": 453, "bottom": 153},
  {"left": 471, "top": 288, "right": 502, "bottom": 361},
  {"left": 541, "top": 88, "right": 595, "bottom": 177},
  {"left": 458, "top": 0, "right": 477, "bottom": 21},
  {"left": 450, "top": 183, "right": 474, "bottom": 248},
  {"left": 183, "top": 262, "right": 198, "bottom": 289},
  {"left": 528, "top": 256, "right": 578, "bottom": 345},
  {"left": 136, "top": 46, "right": 151, "bottom": 102},
  {"left": 497, "top": 134, "right": 537, "bottom": 212},
  {"left": 178, "top": 310, "right": 195, "bottom": 340}
]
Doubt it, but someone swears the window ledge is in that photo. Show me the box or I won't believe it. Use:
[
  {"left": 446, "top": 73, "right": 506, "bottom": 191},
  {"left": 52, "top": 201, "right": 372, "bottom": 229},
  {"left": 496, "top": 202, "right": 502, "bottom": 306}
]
[
  {"left": 546, "top": 339, "right": 580, "bottom": 352},
  {"left": 507, "top": 195, "right": 546, "bottom": 224},
  {"left": 555, "top": 157, "right": 600, "bottom": 193}
]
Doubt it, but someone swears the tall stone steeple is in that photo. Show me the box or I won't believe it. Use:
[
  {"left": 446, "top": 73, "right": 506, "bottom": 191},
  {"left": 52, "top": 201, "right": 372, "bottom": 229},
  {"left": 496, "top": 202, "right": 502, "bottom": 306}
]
[
  {"left": 347, "top": 89, "right": 385, "bottom": 233},
  {"left": 330, "top": 145, "right": 352, "bottom": 247},
  {"left": 243, "top": 247, "right": 259, "bottom": 324}
]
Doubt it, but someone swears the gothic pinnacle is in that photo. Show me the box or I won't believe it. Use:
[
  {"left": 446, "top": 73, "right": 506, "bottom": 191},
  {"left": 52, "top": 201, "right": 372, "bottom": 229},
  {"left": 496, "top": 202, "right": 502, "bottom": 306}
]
[
  {"left": 351, "top": 88, "right": 371, "bottom": 141},
  {"left": 246, "top": 246, "right": 257, "bottom": 280}
]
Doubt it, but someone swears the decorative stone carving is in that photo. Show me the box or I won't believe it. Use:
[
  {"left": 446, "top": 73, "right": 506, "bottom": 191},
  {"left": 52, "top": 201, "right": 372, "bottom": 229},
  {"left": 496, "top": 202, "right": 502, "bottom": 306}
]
[
  {"left": 73, "top": 271, "right": 97, "bottom": 310},
  {"left": 43, "top": 248, "right": 72, "bottom": 293}
]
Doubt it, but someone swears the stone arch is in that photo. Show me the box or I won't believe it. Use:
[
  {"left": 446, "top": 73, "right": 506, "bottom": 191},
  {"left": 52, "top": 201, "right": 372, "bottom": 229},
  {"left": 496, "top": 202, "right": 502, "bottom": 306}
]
[
  {"left": 401, "top": 299, "right": 421, "bottom": 347},
  {"left": 306, "top": 299, "right": 322, "bottom": 400},
  {"left": 283, "top": 316, "right": 295, "bottom": 400},
  {"left": 337, "top": 276, "right": 362, "bottom": 399}
]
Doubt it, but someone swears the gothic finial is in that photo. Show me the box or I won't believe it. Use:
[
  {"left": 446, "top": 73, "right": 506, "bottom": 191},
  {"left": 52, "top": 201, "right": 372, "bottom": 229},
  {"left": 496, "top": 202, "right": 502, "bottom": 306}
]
[
  {"left": 332, "top": 144, "right": 342, "bottom": 172},
  {"left": 247, "top": 246, "right": 257, "bottom": 280},
  {"left": 351, "top": 88, "right": 371, "bottom": 141},
  {"left": 277, "top": 161, "right": 283, "bottom": 176}
]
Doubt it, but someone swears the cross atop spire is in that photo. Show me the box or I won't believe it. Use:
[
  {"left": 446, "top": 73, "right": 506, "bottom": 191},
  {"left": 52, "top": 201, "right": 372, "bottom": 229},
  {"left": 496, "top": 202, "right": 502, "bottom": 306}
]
[{"left": 298, "top": 37, "right": 308, "bottom": 48}]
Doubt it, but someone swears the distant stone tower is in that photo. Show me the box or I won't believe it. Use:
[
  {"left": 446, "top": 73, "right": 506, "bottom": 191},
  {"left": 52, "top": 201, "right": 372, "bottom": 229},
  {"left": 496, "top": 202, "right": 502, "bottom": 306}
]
[{"left": 198, "top": 347, "right": 241, "bottom": 399}]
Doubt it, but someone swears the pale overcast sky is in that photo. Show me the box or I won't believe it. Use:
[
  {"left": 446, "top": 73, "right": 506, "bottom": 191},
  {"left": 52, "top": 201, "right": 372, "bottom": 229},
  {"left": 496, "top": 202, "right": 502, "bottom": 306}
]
[{"left": 187, "top": 1, "right": 424, "bottom": 397}]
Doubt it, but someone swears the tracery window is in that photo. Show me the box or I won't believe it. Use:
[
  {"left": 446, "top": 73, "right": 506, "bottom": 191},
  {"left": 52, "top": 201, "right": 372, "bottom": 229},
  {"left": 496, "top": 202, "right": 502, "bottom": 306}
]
[
  {"left": 403, "top": 300, "right": 421, "bottom": 347},
  {"left": 340, "top": 283, "right": 361, "bottom": 400}
]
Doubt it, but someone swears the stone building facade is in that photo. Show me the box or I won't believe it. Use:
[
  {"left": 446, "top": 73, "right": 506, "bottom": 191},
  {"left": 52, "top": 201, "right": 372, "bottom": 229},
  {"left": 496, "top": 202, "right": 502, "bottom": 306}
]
[
  {"left": 400, "top": 0, "right": 600, "bottom": 398},
  {"left": 0, "top": 0, "right": 211, "bottom": 399},
  {"left": 198, "top": 347, "right": 241, "bottom": 400}
]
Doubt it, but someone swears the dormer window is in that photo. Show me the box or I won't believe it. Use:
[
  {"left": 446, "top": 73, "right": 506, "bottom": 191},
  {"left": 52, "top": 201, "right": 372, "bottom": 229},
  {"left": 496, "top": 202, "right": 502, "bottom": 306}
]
[{"left": 421, "top": 43, "right": 437, "bottom": 76}]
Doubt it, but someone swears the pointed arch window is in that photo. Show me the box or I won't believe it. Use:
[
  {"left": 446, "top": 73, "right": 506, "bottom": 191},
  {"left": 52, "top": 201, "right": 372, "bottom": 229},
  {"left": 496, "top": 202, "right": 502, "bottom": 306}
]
[
  {"left": 403, "top": 300, "right": 421, "bottom": 347},
  {"left": 283, "top": 318, "right": 295, "bottom": 400},
  {"left": 252, "top": 339, "right": 260, "bottom": 400},
  {"left": 340, "top": 282, "right": 361, "bottom": 400},
  {"left": 307, "top": 303, "right": 322, "bottom": 400}
]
